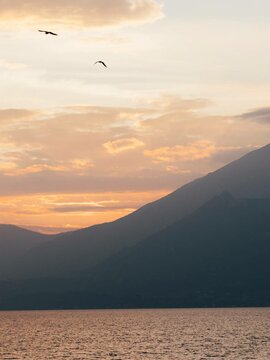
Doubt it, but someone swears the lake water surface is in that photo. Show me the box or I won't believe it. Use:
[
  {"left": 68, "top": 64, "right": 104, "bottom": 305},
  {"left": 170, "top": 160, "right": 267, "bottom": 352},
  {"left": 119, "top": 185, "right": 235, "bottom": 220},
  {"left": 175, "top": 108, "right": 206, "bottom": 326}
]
[{"left": 0, "top": 308, "right": 269, "bottom": 359}]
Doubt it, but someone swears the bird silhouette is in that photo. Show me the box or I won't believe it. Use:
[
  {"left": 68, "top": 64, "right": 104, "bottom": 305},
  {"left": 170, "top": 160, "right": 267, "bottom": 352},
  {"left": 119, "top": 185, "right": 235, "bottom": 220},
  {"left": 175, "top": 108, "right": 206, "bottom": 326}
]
[
  {"left": 94, "top": 61, "right": 107, "bottom": 68},
  {"left": 39, "top": 30, "right": 58, "bottom": 36}
]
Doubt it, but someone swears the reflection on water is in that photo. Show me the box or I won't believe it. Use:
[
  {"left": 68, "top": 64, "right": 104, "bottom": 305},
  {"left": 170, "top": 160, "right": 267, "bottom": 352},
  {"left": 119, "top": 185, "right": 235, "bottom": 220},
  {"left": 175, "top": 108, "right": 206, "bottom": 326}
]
[{"left": 0, "top": 308, "right": 269, "bottom": 359}]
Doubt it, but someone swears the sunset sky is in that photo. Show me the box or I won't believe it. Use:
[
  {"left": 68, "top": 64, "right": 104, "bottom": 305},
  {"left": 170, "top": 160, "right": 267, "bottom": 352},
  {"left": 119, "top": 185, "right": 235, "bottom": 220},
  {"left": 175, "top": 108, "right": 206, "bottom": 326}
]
[{"left": 1, "top": 0, "right": 270, "bottom": 233}]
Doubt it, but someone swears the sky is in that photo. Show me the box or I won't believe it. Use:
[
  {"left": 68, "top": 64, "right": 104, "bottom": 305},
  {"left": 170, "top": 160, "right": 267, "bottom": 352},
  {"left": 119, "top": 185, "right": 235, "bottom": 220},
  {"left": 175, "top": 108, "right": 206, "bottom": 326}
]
[{"left": 1, "top": 0, "right": 270, "bottom": 233}]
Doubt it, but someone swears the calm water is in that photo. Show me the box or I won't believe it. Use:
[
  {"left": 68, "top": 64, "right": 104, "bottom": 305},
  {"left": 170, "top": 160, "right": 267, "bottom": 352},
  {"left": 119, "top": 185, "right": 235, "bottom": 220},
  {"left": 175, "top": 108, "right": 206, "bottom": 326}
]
[{"left": 0, "top": 308, "right": 269, "bottom": 360}]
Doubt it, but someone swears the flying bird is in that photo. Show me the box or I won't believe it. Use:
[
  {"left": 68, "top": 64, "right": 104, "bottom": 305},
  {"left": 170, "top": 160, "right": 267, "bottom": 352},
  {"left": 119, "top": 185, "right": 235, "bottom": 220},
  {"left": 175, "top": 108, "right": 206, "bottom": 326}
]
[
  {"left": 39, "top": 30, "right": 58, "bottom": 36},
  {"left": 94, "top": 61, "right": 107, "bottom": 68}
]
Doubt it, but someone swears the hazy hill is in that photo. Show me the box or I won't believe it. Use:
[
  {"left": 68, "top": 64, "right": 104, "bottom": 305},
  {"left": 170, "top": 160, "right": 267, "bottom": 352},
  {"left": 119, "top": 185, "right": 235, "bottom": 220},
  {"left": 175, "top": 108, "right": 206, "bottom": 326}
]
[
  {"left": 0, "top": 225, "right": 51, "bottom": 278},
  {"left": 7, "top": 143, "right": 270, "bottom": 279}
]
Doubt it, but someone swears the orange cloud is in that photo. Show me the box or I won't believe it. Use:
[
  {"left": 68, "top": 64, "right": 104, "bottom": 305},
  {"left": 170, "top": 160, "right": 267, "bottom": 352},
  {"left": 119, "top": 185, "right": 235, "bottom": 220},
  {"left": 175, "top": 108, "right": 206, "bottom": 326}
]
[
  {"left": 70, "top": 159, "right": 95, "bottom": 171},
  {"left": 0, "top": 109, "right": 37, "bottom": 123},
  {"left": 0, "top": 0, "right": 163, "bottom": 28},
  {"left": 0, "top": 159, "right": 95, "bottom": 176},
  {"left": 2, "top": 164, "right": 69, "bottom": 176},
  {"left": 0, "top": 161, "right": 17, "bottom": 173},
  {"left": 103, "top": 137, "right": 145, "bottom": 154},
  {"left": 144, "top": 141, "right": 217, "bottom": 163}
]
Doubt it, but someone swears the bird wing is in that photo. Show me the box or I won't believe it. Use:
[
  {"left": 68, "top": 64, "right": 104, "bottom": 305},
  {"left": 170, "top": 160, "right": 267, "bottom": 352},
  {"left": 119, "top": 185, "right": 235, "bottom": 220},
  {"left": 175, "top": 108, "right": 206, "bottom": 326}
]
[
  {"left": 39, "top": 30, "right": 58, "bottom": 35},
  {"left": 94, "top": 61, "right": 107, "bottom": 67}
]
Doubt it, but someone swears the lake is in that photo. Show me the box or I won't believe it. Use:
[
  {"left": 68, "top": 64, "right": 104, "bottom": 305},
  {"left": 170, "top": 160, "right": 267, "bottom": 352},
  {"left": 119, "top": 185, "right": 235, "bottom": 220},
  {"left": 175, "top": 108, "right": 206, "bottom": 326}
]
[{"left": 0, "top": 308, "right": 269, "bottom": 359}]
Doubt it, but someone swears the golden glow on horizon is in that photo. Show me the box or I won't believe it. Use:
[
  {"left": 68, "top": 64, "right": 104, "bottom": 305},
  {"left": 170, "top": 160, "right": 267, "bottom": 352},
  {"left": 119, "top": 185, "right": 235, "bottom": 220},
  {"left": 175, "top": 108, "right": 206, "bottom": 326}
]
[{"left": 0, "top": 191, "right": 169, "bottom": 234}]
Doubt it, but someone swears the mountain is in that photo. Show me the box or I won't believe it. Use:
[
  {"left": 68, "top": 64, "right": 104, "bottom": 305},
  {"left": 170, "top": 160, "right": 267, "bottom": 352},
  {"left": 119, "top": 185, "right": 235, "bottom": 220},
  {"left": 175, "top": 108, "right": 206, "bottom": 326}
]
[
  {"left": 0, "top": 225, "right": 51, "bottom": 279},
  {"left": 6, "top": 143, "right": 270, "bottom": 279},
  {"left": 1, "top": 193, "right": 269, "bottom": 310},
  {"left": 84, "top": 193, "right": 270, "bottom": 308}
]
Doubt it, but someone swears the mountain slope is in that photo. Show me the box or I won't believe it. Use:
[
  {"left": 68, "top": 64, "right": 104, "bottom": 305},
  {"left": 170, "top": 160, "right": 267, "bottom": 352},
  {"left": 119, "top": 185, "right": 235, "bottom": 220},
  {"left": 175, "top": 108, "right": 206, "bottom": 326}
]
[
  {"left": 0, "top": 225, "right": 51, "bottom": 278},
  {"left": 86, "top": 193, "right": 270, "bottom": 308},
  {"left": 10, "top": 143, "right": 270, "bottom": 279}
]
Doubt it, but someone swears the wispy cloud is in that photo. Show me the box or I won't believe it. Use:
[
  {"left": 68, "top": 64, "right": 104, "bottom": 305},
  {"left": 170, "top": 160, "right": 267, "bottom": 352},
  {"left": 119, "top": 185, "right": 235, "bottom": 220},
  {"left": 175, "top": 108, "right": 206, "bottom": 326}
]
[{"left": 51, "top": 203, "right": 136, "bottom": 214}]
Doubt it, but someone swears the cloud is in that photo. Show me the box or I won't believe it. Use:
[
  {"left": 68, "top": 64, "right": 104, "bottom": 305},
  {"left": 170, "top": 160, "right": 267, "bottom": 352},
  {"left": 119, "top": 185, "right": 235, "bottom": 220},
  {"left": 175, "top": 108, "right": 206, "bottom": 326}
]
[
  {"left": 145, "top": 94, "right": 211, "bottom": 112},
  {"left": 144, "top": 141, "right": 216, "bottom": 163},
  {"left": 0, "top": 0, "right": 163, "bottom": 28},
  {"left": 0, "top": 156, "right": 95, "bottom": 176},
  {"left": 239, "top": 107, "right": 270, "bottom": 123},
  {"left": 165, "top": 166, "right": 192, "bottom": 175},
  {"left": 51, "top": 204, "right": 135, "bottom": 213},
  {"left": 103, "top": 137, "right": 144, "bottom": 154},
  {"left": 1, "top": 164, "right": 69, "bottom": 176},
  {"left": 0, "top": 109, "right": 37, "bottom": 123}
]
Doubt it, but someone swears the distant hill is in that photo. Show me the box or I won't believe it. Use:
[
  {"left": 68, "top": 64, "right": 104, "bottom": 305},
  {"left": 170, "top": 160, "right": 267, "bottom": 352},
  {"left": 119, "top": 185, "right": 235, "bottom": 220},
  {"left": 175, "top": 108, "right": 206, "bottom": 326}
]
[
  {"left": 0, "top": 225, "right": 51, "bottom": 279},
  {"left": 7, "top": 143, "right": 270, "bottom": 280},
  {"left": 0, "top": 193, "right": 269, "bottom": 310}
]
